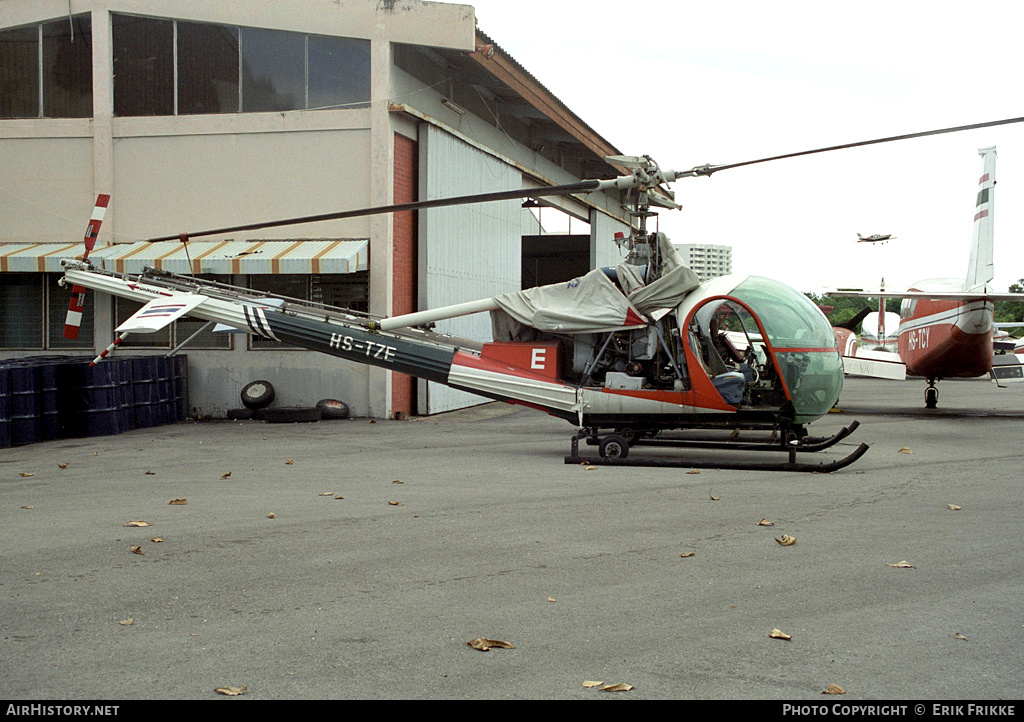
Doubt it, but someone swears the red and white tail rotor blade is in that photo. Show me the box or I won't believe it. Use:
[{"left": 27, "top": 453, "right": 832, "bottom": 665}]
[{"left": 63, "top": 194, "right": 110, "bottom": 340}]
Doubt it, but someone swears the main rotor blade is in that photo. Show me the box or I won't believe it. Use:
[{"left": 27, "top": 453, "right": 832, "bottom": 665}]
[
  {"left": 692, "top": 115, "right": 1024, "bottom": 176},
  {"left": 144, "top": 179, "right": 603, "bottom": 242}
]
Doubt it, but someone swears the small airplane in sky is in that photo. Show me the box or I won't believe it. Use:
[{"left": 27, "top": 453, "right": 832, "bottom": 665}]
[
  {"left": 856, "top": 233, "right": 895, "bottom": 242},
  {"left": 832, "top": 147, "right": 1024, "bottom": 406}
]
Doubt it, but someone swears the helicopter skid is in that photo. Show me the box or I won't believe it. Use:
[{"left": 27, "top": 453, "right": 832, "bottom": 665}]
[
  {"left": 625, "top": 420, "right": 861, "bottom": 453},
  {"left": 566, "top": 422, "right": 868, "bottom": 472}
]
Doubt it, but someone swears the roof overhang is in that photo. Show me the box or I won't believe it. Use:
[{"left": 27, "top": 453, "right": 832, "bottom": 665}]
[{"left": 0, "top": 240, "right": 369, "bottom": 276}]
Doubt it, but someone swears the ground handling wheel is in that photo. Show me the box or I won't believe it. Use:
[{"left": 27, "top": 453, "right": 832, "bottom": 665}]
[{"left": 598, "top": 434, "right": 630, "bottom": 459}]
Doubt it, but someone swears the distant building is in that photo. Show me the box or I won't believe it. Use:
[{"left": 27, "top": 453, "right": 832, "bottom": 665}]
[{"left": 674, "top": 244, "right": 733, "bottom": 282}]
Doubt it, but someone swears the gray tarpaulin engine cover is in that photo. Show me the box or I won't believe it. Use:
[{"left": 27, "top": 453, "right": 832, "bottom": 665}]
[{"left": 490, "top": 233, "right": 700, "bottom": 341}]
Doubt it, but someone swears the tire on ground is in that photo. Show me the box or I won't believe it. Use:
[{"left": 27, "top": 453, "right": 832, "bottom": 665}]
[
  {"left": 241, "top": 380, "right": 275, "bottom": 409},
  {"left": 316, "top": 399, "right": 350, "bottom": 420},
  {"left": 261, "top": 406, "right": 321, "bottom": 424}
]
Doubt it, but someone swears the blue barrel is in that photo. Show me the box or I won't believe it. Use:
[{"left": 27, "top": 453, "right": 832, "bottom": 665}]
[
  {"left": 132, "top": 356, "right": 159, "bottom": 428},
  {"left": 173, "top": 355, "right": 189, "bottom": 421},
  {"left": 10, "top": 361, "right": 41, "bottom": 445},
  {"left": 116, "top": 358, "right": 136, "bottom": 433},
  {"left": 0, "top": 364, "right": 11, "bottom": 449},
  {"left": 155, "top": 356, "right": 174, "bottom": 425},
  {"left": 57, "top": 360, "right": 123, "bottom": 438},
  {"left": 37, "top": 357, "right": 66, "bottom": 441}
]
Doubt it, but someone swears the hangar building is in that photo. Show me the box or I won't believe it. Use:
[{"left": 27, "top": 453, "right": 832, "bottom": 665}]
[{"left": 0, "top": 0, "right": 632, "bottom": 418}]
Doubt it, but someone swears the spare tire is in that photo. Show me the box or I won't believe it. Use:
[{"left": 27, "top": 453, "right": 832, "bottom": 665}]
[
  {"left": 261, "top": 406, "right": 321, "bottom": 424},
  {"left": 316, "top": 398, "right": 350, "bottom": 420},
  {"left": 241, "top": 380, "right": 275, "bottom": 409}
]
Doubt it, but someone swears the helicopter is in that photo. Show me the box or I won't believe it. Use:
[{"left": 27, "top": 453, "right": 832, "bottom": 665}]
[{"left": 57, "top": 117, "right": 1024, "bottom": 472}]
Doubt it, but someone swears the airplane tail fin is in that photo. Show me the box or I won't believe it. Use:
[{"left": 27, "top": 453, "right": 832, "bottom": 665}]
[{"left": 966, "top": 147, "right": 996, "bottom": 290}]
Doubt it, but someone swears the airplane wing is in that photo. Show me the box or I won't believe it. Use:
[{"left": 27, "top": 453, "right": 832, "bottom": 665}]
[
  {"left": 828, "top": 289, "right": 1024, "bottom": 302},
  {"left": 115, "top": 294, "right": 207, "bottom": 334}
]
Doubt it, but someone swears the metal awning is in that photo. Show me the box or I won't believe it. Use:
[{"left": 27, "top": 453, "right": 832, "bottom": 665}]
[
  {"left": 0, "top": 239, "right": 369, "bottom": 275},
  {"left": 0, "top": 242, "right": 88, "bottom": 272}
]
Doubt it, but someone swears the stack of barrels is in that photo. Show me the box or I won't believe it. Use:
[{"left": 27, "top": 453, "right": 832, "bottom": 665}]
[{"left": 0, "top": 355, "right": 188, "bottom": 448}]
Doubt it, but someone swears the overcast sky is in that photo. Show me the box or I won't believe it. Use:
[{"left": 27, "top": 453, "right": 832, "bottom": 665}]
[{"left": 462, "top": 0, "right": 1024, "bottom": 293}]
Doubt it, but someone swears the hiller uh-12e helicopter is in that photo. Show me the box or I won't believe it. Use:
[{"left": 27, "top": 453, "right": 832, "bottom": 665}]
[{"left": 58, "top": 117, "right": 1024, "bottom": 472}]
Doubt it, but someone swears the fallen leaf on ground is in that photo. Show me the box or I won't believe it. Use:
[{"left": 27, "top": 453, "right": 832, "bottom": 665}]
[
  {"left": 119, "top": 618, "right": 133, "bottom": 626},
  {"left": 680, "top": 552, "right": 695, "bottom": 558},
  {"left": 769, "top": 628, "right": 792, "bottom": 640},
  {"left": 58, "top": 463, "right": 69, "bottom": 469},
  {"left": 686, "top": 470, "right": 700, "bottom": 474},
  {"left": 947, "top": 504, "right": 962, "bottom": 511},
  {"left": 886, "top": 560, "right": 915, "bottom": 568},
  {"left": 547, "top": 596, "right": 556, "bottom": 602},
  {"left": 319, "top": 492, "right": 333, "bottom": 496},
  {"left": 954, "top": 633, "right": 968, "bottom": 640},
  {"left": 151, "top": 537, "right": 163, "bottom": 543},
  {"left": 757, "top": 518, "right": 774, "bottom": 526},
  {"left": 220, "top": 472, "right": 232, "bottom": 479},
  {"left": 709, "top": 490, "right": 721, "bottom": 501},
  {"left": 20, "top": 506, "right": 33, "bottom": 509},
  {"left": 898, "top": 446, "right": 914, "bottom": 454},
  {"left": 124, "top": 521, "right": 151, "bottom": 527},
  {"left": 285, "top": 460, "right": 293, "bottom": 465},
  {"left": 145, "top": 471, "right": 156, "bottom": 475},
  {"left": 584, "top": 465, "right": 596, "bottom": 471},
  {"left": 215, "top": 686, "right": 247, "bottom": 696},
  {"left": 388, "top": 501, "right": 402, "bottom": 506},
  {"left": 823, "top": 684, "right": 845, "bottom": 695},
  {"left": 775, "top": 534, "right": 796, "bottom": 546},
  {"left": 19, "top": 473, "right": 34, "bottom": 477},
  {"left": 130, "top": 546, "right": 143, "bottom": 555},
  {"left": 169, "top": 498, "right": 187, "bottom": 505},
  {"left": 392, "top": 480, "right": 404, "bottom": 484},
  {"left": 582, "top": 680, "right": 603, "bottom": 688},
  {"left": 267, "top": 513, "right": 276, "bottom": 519},
  {"left": 600, "top": 683, "right": 634, "bottom": 692},
  {"left": 468, "top": 638, "right": 514, "bottom": 651}
]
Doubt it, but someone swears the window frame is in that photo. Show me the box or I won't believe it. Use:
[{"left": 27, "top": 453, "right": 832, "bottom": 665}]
[{"left": 110, "top": 13, "right": 370, "bottom": 118}]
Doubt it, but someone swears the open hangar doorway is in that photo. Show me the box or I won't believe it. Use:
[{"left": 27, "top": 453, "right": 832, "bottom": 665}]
[{"left": 520, "top": 199, "right": 592, "bottom": 290}]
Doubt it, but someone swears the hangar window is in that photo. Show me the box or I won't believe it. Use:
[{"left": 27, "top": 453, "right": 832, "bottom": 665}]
[
  {"left": 178, "top": 22, "right": 240, "bottom": 114},
  {"left": 112, "top": 15, "right": 173, "bottom": 116},
  {"left": 110, "top": 14, "right": 370, "bottom": 117},
  {"left": 0, "top": 274, "right": 94, "bottom": 350},
  {"left": 0, "top": 15, "right": 93, "bottom": 119},
  {"left": 248, "top": 273, "right": 369, "bottom": 349}
]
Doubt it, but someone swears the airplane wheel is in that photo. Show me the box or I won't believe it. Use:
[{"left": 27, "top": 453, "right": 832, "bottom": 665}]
[
  {"left": 925, "top": 387, "right": 938, "bottom": 409},
  {"left": 599, "top": 435, "right": 630, "bottom": 459}
]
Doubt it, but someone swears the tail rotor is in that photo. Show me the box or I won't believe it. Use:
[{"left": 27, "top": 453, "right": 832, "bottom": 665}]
[{"left": 63, "top": 194, "right": 110, "bottom": 340}]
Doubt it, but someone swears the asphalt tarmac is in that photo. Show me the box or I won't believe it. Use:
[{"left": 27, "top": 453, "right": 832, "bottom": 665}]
[{"left": 2, "top": 375, "right": 1023, "bottom": 701}]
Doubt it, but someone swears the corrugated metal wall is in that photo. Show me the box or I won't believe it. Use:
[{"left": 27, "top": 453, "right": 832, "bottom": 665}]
[
  {"left": 418, "top": 124, "right": 521, "bottom": 414},
  {"left": 591, "top": 210, "right": 631, "bottom": 269}
]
